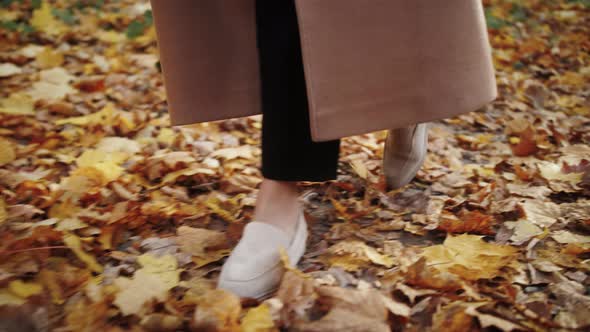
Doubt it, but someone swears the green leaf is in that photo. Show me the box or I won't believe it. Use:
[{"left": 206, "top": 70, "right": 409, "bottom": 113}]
[
  {"left": 567, "top": 0, "right": 590, "bottom": 8},
  {"left": 31, "top": 0, "right": 41, "bottom": 9},
  {"left": 0, "top": 20, "right": 18, "bottom": 31},
  {"left": 513, "top": 61, "right": 525, "bottom": 70},
  {"left": 0, "top": 0, "right": 16, "bottom": 8},
  {"left": 485, "top": 8, "right": 507, "bottom": 30},
  {"left": 125, "top": 10, "right": 153, "bottom": 39},
  {"left": 52, "top": 8, "right": 77, "bottom": 25},
  {"left": 510, "top": 5, "right": 527, "bottom": 21},
  {"left": 0, "top": 20, "right": 34, "bottom": 35},
  {"left": 125, "top": 20, "right": 144, "bottom": 39}
]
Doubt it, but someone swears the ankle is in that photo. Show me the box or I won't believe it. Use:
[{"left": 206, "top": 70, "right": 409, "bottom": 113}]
[{"left": 254, "top": 179, "right": 301, "bottom": 235}]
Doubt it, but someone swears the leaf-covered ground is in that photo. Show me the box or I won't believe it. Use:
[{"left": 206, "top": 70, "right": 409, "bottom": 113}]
[{"left": 0, "top": 0, "right": 589, "bottom": 331}]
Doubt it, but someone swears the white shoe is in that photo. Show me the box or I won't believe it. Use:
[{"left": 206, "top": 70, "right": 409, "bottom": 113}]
[
  {"left": 383, "top": 123, "right": 429, "bottom": 190},
  {"left": 217, "top": 211, "right": 308, "bottom": 299}
]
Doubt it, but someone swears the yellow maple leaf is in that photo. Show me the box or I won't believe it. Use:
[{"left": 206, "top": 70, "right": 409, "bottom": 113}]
[
  {"left": 38, "top": 269, "right": 65, "bottom": 304},
  {"left": 211, "top": 145, "right": 256, "bottom": 160},
  {"left": 0, "top": 138, "right": 16, "bottom": 166},
  {"left": 63, "top": 233, "right": 103, "bottom": 273},
  {"left": 0, "top": 198, "right": 6, "bottom": 226},
  {"left": 0, "top": 93, "right": 35, "bottom": 115},
  {"left": 113, "top": 254, "right": 180, "bottom": 316},
  {"left": 8, "top": 280, "right": 43, "bottom": 298},
  {"left": 55, "top": 104, "right": 116, "bottom": 126},
  {"left": 422, "top": 234, "right": 518, "bottom": 280},
  {"left": 30, "top": 2, "right": 66, "bottom": 36},
  {"left": 35, "top": 47, "right": 64, "bottom": 68},
  {"left": 241, "top": 303, "right": 276, "bottom": 332},
  {"left": 76, "top": 149, "right": 127, "bottom": 183},
  {"left": 0, "top": 290, "right": 25, "bottom": 306},
  {"left": 97, "top": 30, "right": 126, "bottom": 43},
  {"left": 156, "top": 127, "right": 176, "bottom": 145},
  {"left": 327, "top": 240, "right": 394, "bottom": 272},
  {"left": 60, "top": 167, "right": 106, "bottom": 196}
]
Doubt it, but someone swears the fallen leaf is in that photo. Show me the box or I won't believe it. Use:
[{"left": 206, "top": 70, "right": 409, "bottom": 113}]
[
  {"left": 97, "top": 30, "right": 126, "bottom": 43},
  {"left": 326, "top": 240, "right": 394, "bottom": 271},
  {"left": 114, "top": 254, "right": 180, "bottom": 316},
  {"left": 76, "top": 149, "right": 126, "bottom": 182},
  {"left": 8, "top": 280, "right": 43, "bottom": 298},
  {"left": 432, "top": 302, "right": 477, "bottom": 332},
  {"left": 538, "top": 161, "right": 583, "bottom": 185},
  {"left": 177, "top": 226, "right": 227, "bottom": 256},
  {"left": 505, "top": 220, "right": 543, "bottom": 244},
  {"left": 0, "top": 198, "right": 6, "bottom": 225},
  {"left": 241, "top": 303, "right": 276, "bottom": 332},
  {"left": 30, "top": 2, "right": 67, "bottom": 36},
  {"left": 55, "top": 104, "right": 116, "bottom": 126},
  {"left": 0, "top": 139, "right": 16, "bottom": 166},
  {"left": 63, "top": 233, "right": 103, "bottom": 273},
  {"left": 552, "top": 230, "right": 590, "bottom": 244},
  {"left": 192, "top": 289, "right": 242, "bottom": 332},
  {"left": 0, "top": 290, "right": 25, "bottom": 306},
  {"left": 464, "top": 304, "right": 522, "bottom": 331},
  {"left": 140, "top": 313, "right": 183, "bottom": 332},
  {"left": 437, "top": 210, "right": 496, "bottom": 235},
  {"left": 28, "top": 67, "right": 75, "bottom": 101},
  {"left": 549, "top": 281, "right": 590, "bottom": 329},
  {"left": 0, "top": 93, "right": 35, "bottom": 115},
  {"left": 35, "top": 47, "right": 64, "bottom": 68},
  {"left": 211, "top": 145, "right": 257, "bottom": 160},
  {"left": 422, "top": 234, "right": 518, "bottom": 280},
  {"left": 519, "top": 199, "right": 561, "bottom": 227},
  {"left": 0, "top": 63, "right": 22, "bottom": 77}
]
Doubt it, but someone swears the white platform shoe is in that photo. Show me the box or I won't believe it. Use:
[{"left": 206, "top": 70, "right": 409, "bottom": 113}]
[
  {"left": 217, "top": 211, "right": 308, "bottom": 299},
  {"left": 383, "top": 123, "right": 429, "bottom": 190}
]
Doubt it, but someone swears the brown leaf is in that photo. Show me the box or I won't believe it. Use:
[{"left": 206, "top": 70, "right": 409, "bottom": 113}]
[
  {"left": 510, "top": 126, "right": 538, "bottom": 157},
  {"left": 437, "top": 210, "right": 496, "bottom": 235},
  {"left": 192, "top": 289, "right": 242, "bottom": 332},
  {"left": 177, "top": 226, "right": 228, "bottom": 256}
]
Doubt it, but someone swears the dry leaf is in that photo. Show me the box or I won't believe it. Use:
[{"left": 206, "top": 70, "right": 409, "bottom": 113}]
[
  {"left": 114, "top": 254, "right": 180, "bottom": 316},
  {"left": 8, "top": 280, "right": 43, "bottom": 298},
  {"left": 0, "top": 198, "right": 6, "bottom": 226},
  {"left": 35, "top": 48, "right": 64, "bottom": 68},
  {"left": 0, "top": 93, "right": 35, "bottom": 115},
  {"left": 177, "top": 226, "right": 227, "bottom": 256},
  {"left": 422, "top": 234, "right": 518, "bottom": 280},
  {"left": 192, "top": 289, "right": 242, "bottom": 332},
  {"left": 55, "top": 104, "right": 116, "bottom": 126},
  {"left": 0, "top": 63, "right": 22, "bottom": 77},
  {"left": 0, "top": 139, "right": 16, "bottom": 166},
  {"left": 552, "top": 230, "right": 590, "bottom": 244},
  {"left": 63, "top": 233, "right": 103, "bottom": 273},
  {"left": 241, "top": 303, "right": 276, "bottom": 332},
  {"left": 30, "top": 2, "right": 66, "bottom": 35}
]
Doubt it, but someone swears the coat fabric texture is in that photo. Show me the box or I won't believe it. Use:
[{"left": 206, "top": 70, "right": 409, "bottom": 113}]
[{"left": 149, "top": 0, "right": 497, "bottom": 142}]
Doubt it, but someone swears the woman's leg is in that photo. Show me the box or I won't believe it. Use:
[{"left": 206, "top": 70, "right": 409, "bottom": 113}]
[
  {"left": 254, "top": 0, "right": 340, "bottom": 235},
  {"left": 218, "top": 0, "right": 339, "bottom": 299}
]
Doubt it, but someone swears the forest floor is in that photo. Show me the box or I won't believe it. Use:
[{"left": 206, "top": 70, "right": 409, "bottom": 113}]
[{"left": 0, "top": 0, "right": 589, "bottom": 331}]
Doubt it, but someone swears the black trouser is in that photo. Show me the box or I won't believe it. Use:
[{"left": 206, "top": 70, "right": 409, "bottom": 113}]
[{"left": 255, "top": 0, "right": 340, "bottom": 182}]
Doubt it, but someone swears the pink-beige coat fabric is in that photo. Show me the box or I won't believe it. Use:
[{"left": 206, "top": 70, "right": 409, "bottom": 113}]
[{"left": 150, "top": 0, "right": 497, "bottom": 142}]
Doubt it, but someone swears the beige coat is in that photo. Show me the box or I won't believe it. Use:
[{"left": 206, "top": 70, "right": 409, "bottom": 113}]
[{"left": 150, "top": 0, "right": 497, "bottom": 142}]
